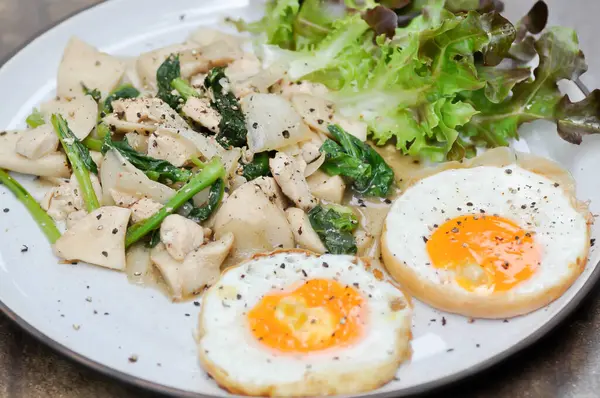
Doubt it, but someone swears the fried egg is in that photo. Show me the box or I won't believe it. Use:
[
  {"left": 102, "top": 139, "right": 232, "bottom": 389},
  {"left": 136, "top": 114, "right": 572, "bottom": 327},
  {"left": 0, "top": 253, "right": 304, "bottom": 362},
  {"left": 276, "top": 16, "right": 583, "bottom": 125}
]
[
  {"left": 382, "top": 149, "right": 592, "bottom": 319},
  {"left": 197, "top": 250, "right": 412, "bottom": 397}
]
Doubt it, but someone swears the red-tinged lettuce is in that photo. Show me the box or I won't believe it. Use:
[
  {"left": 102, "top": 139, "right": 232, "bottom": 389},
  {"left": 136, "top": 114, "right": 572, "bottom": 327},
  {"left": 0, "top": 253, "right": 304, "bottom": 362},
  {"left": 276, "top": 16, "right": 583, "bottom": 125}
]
[
  {"left": 557, "top": 90, "right": 600, "bottom": 145},
  {"left": 461, "top": 27, "right": 588, "bottom": 147}
]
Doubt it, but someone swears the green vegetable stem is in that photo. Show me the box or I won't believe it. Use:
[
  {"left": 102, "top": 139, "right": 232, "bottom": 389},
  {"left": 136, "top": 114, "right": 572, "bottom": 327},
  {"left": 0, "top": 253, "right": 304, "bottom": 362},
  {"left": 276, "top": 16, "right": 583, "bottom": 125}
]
[
  {"left": 51, "top": 114, "right": 100, "bottom": 212},
  {"left": 125, "top": 157, "right": 225, "bottom": 248},
  {"left": 0, "top": 169, "right": 61, "bottom": 243},
  {"left": 171, "top": 77, "right": 201, "bottom": 100},
  {"left": 25, "top": 108, "right": 45, "bottom": 128}
]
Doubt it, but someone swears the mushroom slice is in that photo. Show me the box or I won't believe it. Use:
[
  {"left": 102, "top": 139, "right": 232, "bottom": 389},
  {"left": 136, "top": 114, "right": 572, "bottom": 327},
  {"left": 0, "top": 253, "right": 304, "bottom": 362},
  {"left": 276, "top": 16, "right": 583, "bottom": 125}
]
[
  {"left": 270, "top": 152, "right": 317, "bottom": 211},
  {"left": 253, "top": 176, "right": 288, "bottom": 211},
  {"left": 175, "top": 127, "right": 223, "bottom": 161},
  {"left": 136, "top": 43, "right": 198, "bottom": 90},
  {"left": 307, "top": 170, "right": 346, "bottom": 204},
  {"left": 147, "top": 128, "right": 199, "bottom": 167},
  {"left": 182, "top": 97, "right": 221, "bottom": 133},
  {"left": 213, "top": 180, "right": 294, "bottom": 263},
  {"left": 290, "top": 94, "right": 334, "bottom": 134},
  {"left": 160, "top": 214, "right": 205, "bottom": 261},
  {"left": 0, "top": 131, "right": 70, "bottom": 178},
  {"left": 40, "top": 95, "right": 98, "bottom": 140},
  {"left": 285, "top": 207, "right": 326, "bottom": 254},
  {"left": 241, "top": 93, "right": 312, "bottom": 153},
  {"left": 15, "top": 125, "right": 59, "bottom": 160},
  {"left": 57, "top": 37, "right": 125, "bottom": 98},
  {"left": 151, "top": 233, "right": 234, "bottom": 300},
  {"left": 100, "top": 149, "right": 175, "bottom": 206},
  {"left": 53, "top": 206, "right": 131, "bottom": 271}
]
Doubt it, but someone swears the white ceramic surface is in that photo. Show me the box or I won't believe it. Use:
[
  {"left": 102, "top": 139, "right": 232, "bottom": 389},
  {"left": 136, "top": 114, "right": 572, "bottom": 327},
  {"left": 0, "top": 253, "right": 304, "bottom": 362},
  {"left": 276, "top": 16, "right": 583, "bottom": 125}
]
[{"left": 0, "top": 1, "right": 599, "bottom": 397}]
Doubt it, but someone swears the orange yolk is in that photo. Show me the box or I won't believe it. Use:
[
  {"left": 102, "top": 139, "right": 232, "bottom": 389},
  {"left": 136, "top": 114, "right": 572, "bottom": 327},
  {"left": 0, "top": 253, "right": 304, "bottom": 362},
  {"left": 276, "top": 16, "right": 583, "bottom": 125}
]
[
  {"left": 247, "top": 279, "right": 365, "bottom": 353},
  {"left": 426, "top": 214, "right": 541, "bottom": 292}
]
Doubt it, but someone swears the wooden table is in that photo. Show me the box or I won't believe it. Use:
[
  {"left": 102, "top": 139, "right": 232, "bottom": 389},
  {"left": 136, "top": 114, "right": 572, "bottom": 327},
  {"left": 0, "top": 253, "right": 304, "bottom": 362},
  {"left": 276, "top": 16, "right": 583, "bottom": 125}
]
[{"left": 1, "top": 0, "right": 600, "bottom": 397}]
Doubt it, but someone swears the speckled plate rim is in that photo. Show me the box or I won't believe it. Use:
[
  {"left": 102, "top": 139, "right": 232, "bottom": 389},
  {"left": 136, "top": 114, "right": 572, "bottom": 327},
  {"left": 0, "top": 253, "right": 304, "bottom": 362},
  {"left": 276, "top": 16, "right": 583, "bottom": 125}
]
[{"left": 0, "top": 2, "right": 598, "bottom": 397}]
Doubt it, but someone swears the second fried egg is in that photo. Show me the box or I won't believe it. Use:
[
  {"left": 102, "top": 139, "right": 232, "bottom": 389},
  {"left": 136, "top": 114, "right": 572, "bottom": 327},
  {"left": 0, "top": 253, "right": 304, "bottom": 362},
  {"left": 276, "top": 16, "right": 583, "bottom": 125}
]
[{"left": 382, "top": 152, "right": 591, "bottom": 319}]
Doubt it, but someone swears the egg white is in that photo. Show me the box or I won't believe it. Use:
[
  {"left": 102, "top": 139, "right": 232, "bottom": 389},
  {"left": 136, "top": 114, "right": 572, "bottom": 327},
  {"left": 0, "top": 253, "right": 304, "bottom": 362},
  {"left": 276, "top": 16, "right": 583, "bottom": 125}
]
[
  {"left": 382, "top": 163, "right": 590, "bottom": 319},
  {"left": 197, "top": 250, "right": 412, "bottom": 397}
]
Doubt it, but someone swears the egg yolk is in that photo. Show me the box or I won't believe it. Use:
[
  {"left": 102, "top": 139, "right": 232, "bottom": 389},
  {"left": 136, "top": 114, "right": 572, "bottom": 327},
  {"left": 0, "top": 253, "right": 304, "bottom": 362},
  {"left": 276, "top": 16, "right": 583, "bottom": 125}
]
[
  {"left": 247, "top": 279, "right": 365, "bottom": 353},
  {"left": 426, "top": 214, "right": 541, "bottom": 291}
]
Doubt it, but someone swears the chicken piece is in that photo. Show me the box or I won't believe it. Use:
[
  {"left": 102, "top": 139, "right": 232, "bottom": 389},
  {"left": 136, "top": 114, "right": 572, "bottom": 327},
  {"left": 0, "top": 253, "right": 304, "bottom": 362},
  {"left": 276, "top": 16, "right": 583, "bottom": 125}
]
[
  {"left": 41, "top": 173, "right": 102, "bottom": 221},
  {"left": 252, "top": 176, "right": 288, "bottom": 211},
  {"left": 147, "top": 128, "right": 199, "bottom": 167},
  {"left": 182, "top": 97, "right": 221, "bottom": 133},
  {"left": 41, "top": 183, "right": 77, "bottom": 221},
  {"left": 225, "top": 53, "right": 262, "bottom": 83},
  {"left": 285, "top": 207, "right": 326, "bottom": 254},
  {"left": 355, "top": 229, "right": 375, "bottom": 257},
  {"left": 160, "top": 214, "right": 205, "bottom": 261},
  {"left": 53, "top": 206, "right": 131, "bottom": 271},
  {"left": 213, "top": 180, "right": 294, "bottom": 263},
  {"left": 105, "top": 97, "right": 189, "bottom": 134},
  {"left": 190, "top": 73, "right": 207, "bottom": 88},
  {"left": 270, "top": 152, "right": 317, "bottom": 211},
  {"left": 57, "top": 37, "right": 125, "bottom": 98},
  {"left": 125, "top": 132, "right": 149, "bottom": 153},
  {"left": 151, "top": 232, "right": 234, "bottom": 300},
  {"left": 306, "top": 170, "right": 346, "bottom": 204},
  {"left": 126, "top": 243, "right": 154, "bottom": 285},
  {"left": 109, "top": 189, "right": 140, "bottom": 207},
  {"left": 130, "top": 198, "right": 163, "bottom": 223},
  {"left": 0, "top": 131, "right": 69, "bottom": 178},
  {"left": 40, "top": 95, "right": 98, "bottom": 140},
  {"left": 15, "top": 125, "right": 59, "bottom": 160}
]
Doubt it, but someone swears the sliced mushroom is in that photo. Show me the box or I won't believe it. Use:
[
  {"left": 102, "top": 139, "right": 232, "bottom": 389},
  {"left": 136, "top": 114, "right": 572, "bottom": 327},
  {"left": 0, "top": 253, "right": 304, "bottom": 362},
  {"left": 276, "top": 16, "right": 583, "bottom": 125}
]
[
  {"left": 39, "top": 95, "right": 98, "bottom": 140},
  {"left": 15, "top": 125, "right": 59, "bottom": 160},
  {"left": 241, "top": 93, "right": 312, "bottom": 153},
  {"left": 125, "top": 132, "right": 149, "bottom": 153},
  {"left": 182, "top": 97, "right": 221, "bottom": 133},
  {"left": 270, "top": 152, "right": 317, "bottom": 211},
  {"left": 307, "top": 170, "right": 346, "bottom": 204},
  {"left": 213, "top": 180, "right": 294, "bottom": 263},
  {"left": 130, "top": 198, "right": 163, "bottom": 223},
  {"left": 285, "top": 207, "right": 326, "bottom": 254},
  {"left": 290, "top": 94, "right": 334, "bottom": 134},
  {"left": 151, "top": 232, "right": 234, "bottom": 300},
  {"left": 174, "top": 127, "right": 224, "bottom": 161},
  {"left": 160, "top": 214, "right": 205, "bottom": 261},
  {"left": 100, "top": 149, "right": 175, "bottom": 205},
  {"left": 136, "top": 43, "right": 198, "bottom": 90},
  {"left": 252, "top": 176, "right": 288, "bottom": 211},
  {"left": 0, "top": 131, "right": 69, "bottom": 178},
  {"left": 57, "top": 37, "right": 125, "bottom": 98},
  {"left": 66, "top": 210, "right": 87, "bottom": 229},
  {"left": 110, "top": 189, "right": 139, "bottom": 207},
  {"left": 147, "top": 128, "right": 199, "bottom": 167},
  {"left": 53, "top": 206, "right": 131, "bottom": 271}
]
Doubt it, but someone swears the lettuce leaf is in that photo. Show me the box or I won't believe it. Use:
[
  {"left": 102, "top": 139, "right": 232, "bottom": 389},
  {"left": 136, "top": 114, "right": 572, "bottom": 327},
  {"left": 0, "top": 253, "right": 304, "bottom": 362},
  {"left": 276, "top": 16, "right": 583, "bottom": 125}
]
[{"left": 461, "top": 27, "right": 588, "bottom": 147}]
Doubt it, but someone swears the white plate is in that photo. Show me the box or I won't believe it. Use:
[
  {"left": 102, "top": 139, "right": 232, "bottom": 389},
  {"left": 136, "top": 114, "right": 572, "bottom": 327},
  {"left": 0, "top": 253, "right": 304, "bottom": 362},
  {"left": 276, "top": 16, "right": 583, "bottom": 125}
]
[{"left": 0, "top": 0, "right": 599, "bottom": 397}]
